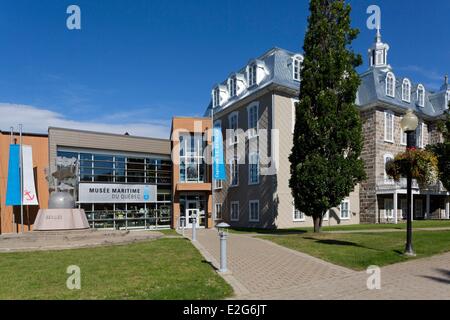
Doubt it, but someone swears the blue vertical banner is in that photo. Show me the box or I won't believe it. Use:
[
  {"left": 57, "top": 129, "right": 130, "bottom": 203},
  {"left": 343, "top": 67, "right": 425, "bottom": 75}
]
[
  {"left": 6, "top": 144, "right": 21, "bottom": 206},
  {"left": 212, "top": 126, "right": 226, "bottom": 180}
]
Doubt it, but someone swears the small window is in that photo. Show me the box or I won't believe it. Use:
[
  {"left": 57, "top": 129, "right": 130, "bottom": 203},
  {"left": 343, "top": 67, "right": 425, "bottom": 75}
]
[
  {"left": 248, "top": 64, "right": 257, "bottom": 86},
  {"left": 213, "top": 87, "right": 221, "bottom": 108},
  {"left": 292, "top": 56, "right": 302, "bottom": 81},
  {"left": 384, "top": 111, "right": 394, "bottom": 143},
  {"left": 230, "top": 158, "right": 239, "bottom": 187},
  {"left": 293, "top": 205, "right": 305, "bottom": 222},
  {"left": 384, "top": 198, "right": 394, "bottom": 219},
  {"left": 386, "top": 72, "right": 395, "bottom": 97},
  {"left": 416, "top": 122, "right": 424, "bottom": 148},
  {"left": 214, "top": 179, "right": 223, "bottom": 190},
  {"left": 229, "top": 112, "right": 239, "bottom": 145},
  {"left": 340, "top": 200, "right": 350, "bottom": 220},
  {"left": 248, "top": 153, "right": 259, "bottom": 185},
  {"left": 249, "top": 200, "right": 260, "bottom": 222},
  {"left": 417, "top": 84, "right": 425, "bottom": 107},
  {"left": 402, "top": 79, "right": 411, "bottom": 102},
  {"left": 230, "top": 202, "right": 239, "bottom": 221},
  {"left": 215, "top": 203, "right": 223, "bottom": 220},
  {"left": 229, "top": 76, "right": 237, "bottom": 97},
  {"left": 247, "top": 103, "right": 259, "bottom": 138},
  {"left": 401, "top": 129, "right": 407, "bottom": 146}
]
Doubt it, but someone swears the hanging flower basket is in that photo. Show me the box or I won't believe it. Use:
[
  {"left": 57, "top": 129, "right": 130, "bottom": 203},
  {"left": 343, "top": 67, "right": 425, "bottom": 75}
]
[{"left": 385, "top": 148, "right": 439, "bottom": 188}]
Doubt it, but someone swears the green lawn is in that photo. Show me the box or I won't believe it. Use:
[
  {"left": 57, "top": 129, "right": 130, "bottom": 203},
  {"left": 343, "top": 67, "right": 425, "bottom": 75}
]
[
  {"left": 230, "top": 220, "right": 450, "bottom": 235},
  {"left": 0, "top": 238, "right": 232, "bottom": 300},
  {"left": 260, "top": 230, "right": 450, "bottom": 271}
]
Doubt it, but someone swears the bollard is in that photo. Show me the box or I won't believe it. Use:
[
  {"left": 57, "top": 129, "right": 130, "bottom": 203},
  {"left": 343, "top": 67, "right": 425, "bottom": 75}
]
[
  {"left": 219, "top": 230, "right": 227, "bottom": 273},
  {"left": 180, "top": 216, "right": 186, "bottom": 237},
  {"left": 216, "top": 222, "right": 230, "bottom": 273},
  {"left": 192, "top": 213, "right": 197, "bottom": 242}
]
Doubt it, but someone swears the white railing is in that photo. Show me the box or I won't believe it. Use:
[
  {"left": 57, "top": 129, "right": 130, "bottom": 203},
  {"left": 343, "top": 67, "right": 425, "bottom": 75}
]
[{"left": 376, "top": 178, "right": 447, "bottom": 192}]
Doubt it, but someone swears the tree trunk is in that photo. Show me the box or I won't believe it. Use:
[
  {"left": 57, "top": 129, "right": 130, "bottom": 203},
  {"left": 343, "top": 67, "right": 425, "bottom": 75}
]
[{"left": 313, "top": 215, "right": 323, "bottom": 233}]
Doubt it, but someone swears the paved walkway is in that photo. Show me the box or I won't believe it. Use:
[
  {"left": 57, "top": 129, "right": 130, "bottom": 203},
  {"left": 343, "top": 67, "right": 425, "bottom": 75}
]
[{"left": 187, "top": 229, "right": 450, "bottom": 300}]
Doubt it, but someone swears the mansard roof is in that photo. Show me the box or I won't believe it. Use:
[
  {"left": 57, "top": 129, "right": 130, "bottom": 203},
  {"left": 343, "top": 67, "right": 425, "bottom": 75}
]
[{"left": 357, "top": 67, "right": 448, "bottom": 119}]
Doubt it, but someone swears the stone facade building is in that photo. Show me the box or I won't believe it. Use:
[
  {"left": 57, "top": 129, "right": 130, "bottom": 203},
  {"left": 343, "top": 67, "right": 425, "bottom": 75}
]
[{"left": 205, "top": 30, "right": 450, "bottom": 228}]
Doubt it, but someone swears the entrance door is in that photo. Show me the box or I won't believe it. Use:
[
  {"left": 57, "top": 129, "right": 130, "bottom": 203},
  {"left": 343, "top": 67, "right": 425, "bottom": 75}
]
[
  {"left": 185, "top": 200, "right": 200, "bottom": 229},
  {"left": 415, "top": 199, "right": 424, "bottom": 219}
]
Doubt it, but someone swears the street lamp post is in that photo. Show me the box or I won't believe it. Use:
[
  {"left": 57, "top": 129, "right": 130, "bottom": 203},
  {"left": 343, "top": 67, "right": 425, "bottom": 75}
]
[{"left": 400, "top": 110, "right": 419, "bottom": 257}]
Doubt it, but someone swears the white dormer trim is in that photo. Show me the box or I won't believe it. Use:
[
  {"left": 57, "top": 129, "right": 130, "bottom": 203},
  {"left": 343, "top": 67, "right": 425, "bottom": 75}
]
[
  {"left": 417, "top": 84, "right": 425, "bottom": 107},
  {"left": 246, "top": 59, "right": 267, "bottom": 87},
  {"left": 386, "top": 72, "right": 396, "bottom": 98},
  {"left": 212, "top": 84, "right": 229, "bottom": 108},
  {"left": 402, "top": 79, "right": 411, "bottom": 103},
  {"left": 292, "top": 54, "right": 303, "bottom": 82}
]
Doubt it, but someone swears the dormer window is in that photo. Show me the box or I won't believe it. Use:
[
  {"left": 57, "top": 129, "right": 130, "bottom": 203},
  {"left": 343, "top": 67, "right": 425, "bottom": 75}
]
[
  {"left": 292, "top": 55, "right": 303, "bottom": 81},
  {"left": 386, "top": 72, "right": 395, "bottom": 97},
  {"left": 213, "top": 87, "right": 220, "bottom": 108},
  {"left": 402, "top": 79, "right": 411, "bottom": 103},
  {"left": 417, "top": 84, "right": 425, "bottom": 107},
  {"left": 248, "top": 64, "right": 257, "bottom": 87},
  {"left": 229, "top": 76, "right": 237, "bottom": 97}
]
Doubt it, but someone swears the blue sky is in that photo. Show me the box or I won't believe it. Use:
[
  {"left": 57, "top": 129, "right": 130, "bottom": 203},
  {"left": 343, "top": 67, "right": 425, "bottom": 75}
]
[{"left": 0, "top": 0, "right": 448, "bottom": 138}]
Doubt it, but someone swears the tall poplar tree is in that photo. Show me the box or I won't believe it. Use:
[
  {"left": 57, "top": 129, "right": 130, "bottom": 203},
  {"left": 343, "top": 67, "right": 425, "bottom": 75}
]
[{"left": 289, "top": 0, "right": 366, "bottom": 233}]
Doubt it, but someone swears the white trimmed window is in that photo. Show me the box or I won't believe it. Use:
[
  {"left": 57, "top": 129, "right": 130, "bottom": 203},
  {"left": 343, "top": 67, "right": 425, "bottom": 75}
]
[
  {"left": 230, "top": 158, "right": 239, "bottom": 187},
  {"left": 230, "top": 202, "right": 239, "bottom": 221},
  {"left": 340, "top": 200, "right": 350, "bottom": 220},
  {"left": 402, "top": 79, "right": 411, "bottom": 102},
  {"left": 248, "top": 152, "right": 259, "bottom": 185},
  {"left": 248, "top": 64, "right": 257, "bottom": 87},
  {"left": 249, "top": 200, "right": 260, "bottom": 222},
  {"left": 384, "top": 111, "right": 394, "bottom": 143},
  {"left": 384, "top": 154, "right": 394, "bottom": 183},
  {"left": 401, "top": 130, "right": 407, "bottom": 146},
  {"left": 229, "top": 76, "right": 237, "bottom": 97},
  {"left": 214, "top": 179, "right": 223, "bottom": 190},
  {"left": 293, "top": 204, "right": 305, "bottom": 222},
  {"left": 247, "top": 102, "right": 259, "bottom": 138},
  {"left": 228, "top": 112, "right": 238, "bottom": 145},
  {"left": 215, "top": 203, "right": 223, "bottom": 220},
  {"left": 213, "top": 87, "right": 221, "bottom": 108},
  {"left": 292, "top": 56, "right": 302, "bottom": 81},
  {"left": 386, "top": 72, "right": 395, "bottom": 97},
  {"left": 417, "top": 84, "right": 425, "bottom": 107},
  {"left": 384, "top": 198, "right": 394, "bottom": 219},
  {"left": 416, "top": 122, "right": 424, "bottom": 148}
]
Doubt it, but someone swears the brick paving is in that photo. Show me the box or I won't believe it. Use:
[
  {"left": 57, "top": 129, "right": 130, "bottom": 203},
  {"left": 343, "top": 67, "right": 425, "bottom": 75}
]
[{"left": 188, "top": 229, "right": 450, "bottom": 300}]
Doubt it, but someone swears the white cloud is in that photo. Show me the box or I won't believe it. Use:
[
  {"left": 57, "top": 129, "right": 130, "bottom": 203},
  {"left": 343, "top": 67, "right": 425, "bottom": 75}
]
[{"left": 0, "top": 103, "right": 170, "bottom": 139}]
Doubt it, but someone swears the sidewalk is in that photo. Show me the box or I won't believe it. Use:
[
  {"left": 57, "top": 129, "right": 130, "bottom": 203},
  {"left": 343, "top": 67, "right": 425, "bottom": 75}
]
[{"left": 186, "top": 229, "right": 450, "bottom": 300}]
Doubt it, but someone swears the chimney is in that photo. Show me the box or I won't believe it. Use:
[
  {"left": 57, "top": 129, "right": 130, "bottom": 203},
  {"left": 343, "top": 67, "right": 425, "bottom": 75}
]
[{"left": 445, "top": 75, "right": 448, "bottom": 86}]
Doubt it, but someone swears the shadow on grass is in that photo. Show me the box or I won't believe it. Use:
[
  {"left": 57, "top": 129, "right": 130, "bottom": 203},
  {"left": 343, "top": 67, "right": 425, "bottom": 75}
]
[
  {"left": 201, "top": 259, "right": 218, "bottom": 271},
  {"left": 302, "top": 237, "right": 384, "bottom": 252},
  {"left": 421, "top": 268, "right": 450, "bottom": 285},
  {"left": 231, "top": 228, "right": 308, "bottom": 235}
]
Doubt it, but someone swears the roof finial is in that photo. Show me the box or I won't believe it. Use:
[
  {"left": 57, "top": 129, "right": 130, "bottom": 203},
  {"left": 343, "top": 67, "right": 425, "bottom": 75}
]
[{"left": 375, "top": 25, "right": 382, "bottom": 43}]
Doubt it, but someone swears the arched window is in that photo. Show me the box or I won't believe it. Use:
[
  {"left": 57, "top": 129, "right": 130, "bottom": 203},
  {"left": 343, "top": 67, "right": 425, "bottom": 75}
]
[
  {"left": 386, "top": 72, "right": 395, "bottom": 97},
  {"left": 417, "top": 84, "right": 425, "bottom": 107},
  {"left": 402, "top": 79, "right": 411, "bottom": 102},
  {"left": 292, "top": 55, "right": 303, "bottom": 81},
  {"left": 446, "top": 91, "right": 450, "bottom": 109}
]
